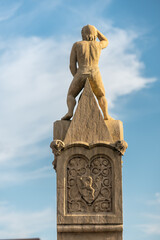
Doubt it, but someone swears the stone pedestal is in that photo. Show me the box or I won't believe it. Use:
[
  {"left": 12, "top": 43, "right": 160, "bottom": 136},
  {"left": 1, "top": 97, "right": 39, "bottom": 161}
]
[{"left": 50, "top": 80, "right": 127, "bottom": 240}]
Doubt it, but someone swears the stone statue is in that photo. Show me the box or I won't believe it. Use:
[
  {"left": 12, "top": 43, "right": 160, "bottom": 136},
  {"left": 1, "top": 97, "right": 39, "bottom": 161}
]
[
  {"left": 62, "top": 24, "right": 112, "bottom": 120},
  {"left": 51, "top": 25, "right": 128, "bottom": 240}
]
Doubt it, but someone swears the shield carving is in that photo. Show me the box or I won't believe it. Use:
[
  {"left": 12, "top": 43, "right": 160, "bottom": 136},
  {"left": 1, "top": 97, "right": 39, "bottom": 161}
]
[
  {"left": 67, "top": 154, "right": 112, "bottom": 213},
  {"left": 77, "top": 175, "right": 101, "bottom": 204}
]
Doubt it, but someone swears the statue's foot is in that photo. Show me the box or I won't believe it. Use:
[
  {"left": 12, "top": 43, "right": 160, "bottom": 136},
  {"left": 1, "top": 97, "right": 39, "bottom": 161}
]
[
  {"left": 61, "top": 112, "right": 73, "bottom": 120},
  {"left": 104, "top": 115, "right": 114, "bottom": 121}
]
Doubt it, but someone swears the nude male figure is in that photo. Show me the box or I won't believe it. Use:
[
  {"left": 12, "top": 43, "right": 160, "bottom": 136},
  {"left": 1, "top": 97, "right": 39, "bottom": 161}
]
[{"left": 62, "top": 24, "right": 112, "bottom": 120}]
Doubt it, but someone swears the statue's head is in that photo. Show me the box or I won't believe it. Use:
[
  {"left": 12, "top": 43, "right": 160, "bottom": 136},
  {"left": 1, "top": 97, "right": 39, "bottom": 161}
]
[{"left": 81, "top": 25, "right": 97, "bottom": 41}]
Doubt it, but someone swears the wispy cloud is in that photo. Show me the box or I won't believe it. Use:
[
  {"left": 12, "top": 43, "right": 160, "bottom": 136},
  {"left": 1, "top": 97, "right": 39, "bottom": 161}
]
[
  {"left": 0, "top": 166, "right": 53, "bottom": 188},
  {"left": 147, "top": 192, "right": 160, "bottom": 205},
  {"left": 0, "top": 1, "right": 21, "bottom": 22},
  {"left": 0, "top": 201, "right": 56, "bottom": 239},
  {"left": 66, "top": 0, "right": 112, "bottom": 19},
  {"left": 137, "top": 193, "right": 160, "bottom": 236},
  {"left": 140, "top": 223, "right": 160, "bottom": 235}
]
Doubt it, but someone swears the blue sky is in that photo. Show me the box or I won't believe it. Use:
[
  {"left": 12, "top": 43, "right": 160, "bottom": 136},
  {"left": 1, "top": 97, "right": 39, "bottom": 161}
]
[{"left": 0, "top": 0, "right": 160, "bottom": 239}]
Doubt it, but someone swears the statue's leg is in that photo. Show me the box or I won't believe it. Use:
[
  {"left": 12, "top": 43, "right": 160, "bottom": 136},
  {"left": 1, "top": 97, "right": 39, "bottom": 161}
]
[
  {"left": 61, "top": 73, "right": 85, "bottom": 120},
  {"left": 98, "top": 96, "right": 110, "bottom": 120},
  {"left": 90, "top": 71, "right": 113, "bottom": 120}
]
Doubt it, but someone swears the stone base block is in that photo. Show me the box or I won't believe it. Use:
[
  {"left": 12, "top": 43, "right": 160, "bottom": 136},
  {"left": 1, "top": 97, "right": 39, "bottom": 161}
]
[
  {"left": 58, "top": 232, "right": 122, "bottom": 240},
  {"left": 105, "top": 120, "right": 123, "bottom": 142},
  {"left": 53, "top": 119, "right": 123, "bottom": 144},
  {"left": 54, "top": 120, "right": 70, "bottom": 141},
  {"left": 57, "top": 225, "right": 123, "bottom": 240}
]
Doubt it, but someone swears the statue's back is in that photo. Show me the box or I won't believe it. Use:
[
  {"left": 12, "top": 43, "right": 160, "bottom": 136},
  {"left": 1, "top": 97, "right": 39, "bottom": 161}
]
[{"left": 76, "top": 41, "right": 101, "bottom": 68}]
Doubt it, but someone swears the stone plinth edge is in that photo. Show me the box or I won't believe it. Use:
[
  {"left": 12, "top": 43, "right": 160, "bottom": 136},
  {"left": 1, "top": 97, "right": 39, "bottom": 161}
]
[{"left": 58, "top": 224, "right": 123, "bottom": 233}]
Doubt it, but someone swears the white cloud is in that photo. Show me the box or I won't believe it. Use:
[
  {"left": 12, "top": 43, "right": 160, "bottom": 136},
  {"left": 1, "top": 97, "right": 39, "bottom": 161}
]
[
  {"left": 0, "top": 37, "right": 70, "bottom": 165},
  {"left": 99, "top": 23, "right": 156, "bottom": 107},
  {"left": 0, "top": 23, "right": 156, "bottom": 186},
  {"left": 0, "top": 201, "right": 56, "bottom": 239}
]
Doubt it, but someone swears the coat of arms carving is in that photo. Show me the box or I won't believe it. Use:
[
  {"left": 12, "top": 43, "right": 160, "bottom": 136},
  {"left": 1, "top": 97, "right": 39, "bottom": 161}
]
[{"left": 67, "top": 154, "right": 113, "bottom": 213}]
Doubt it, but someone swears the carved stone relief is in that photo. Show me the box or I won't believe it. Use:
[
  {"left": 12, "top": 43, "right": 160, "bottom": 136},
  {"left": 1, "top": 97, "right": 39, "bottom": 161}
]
[
  {"left": 114, "top": 140, "right": 128, "bottom": 155},
  {"left": 67, "top": 154, "right": 113, "bottom": 213},
  {"left": 50, "top": 139, "right": 65, "bottom": 170}
]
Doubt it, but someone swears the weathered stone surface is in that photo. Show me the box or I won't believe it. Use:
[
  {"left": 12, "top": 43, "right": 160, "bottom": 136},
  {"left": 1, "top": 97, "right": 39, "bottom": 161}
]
[
  {"left": 58, "top": 225, "right": 123, "bottom": 240},
  {"left": 64, "top": 80, "right": 113, "bottom": 145}
]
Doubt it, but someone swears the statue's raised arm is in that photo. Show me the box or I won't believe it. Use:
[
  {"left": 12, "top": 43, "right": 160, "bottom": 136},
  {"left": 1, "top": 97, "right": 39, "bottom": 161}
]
[
  {"left": 62, "top": 24, "right": 112, "bottom": 121},
  {"left": 97, "top": 30, "right": 109, "bottom": 49}
]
